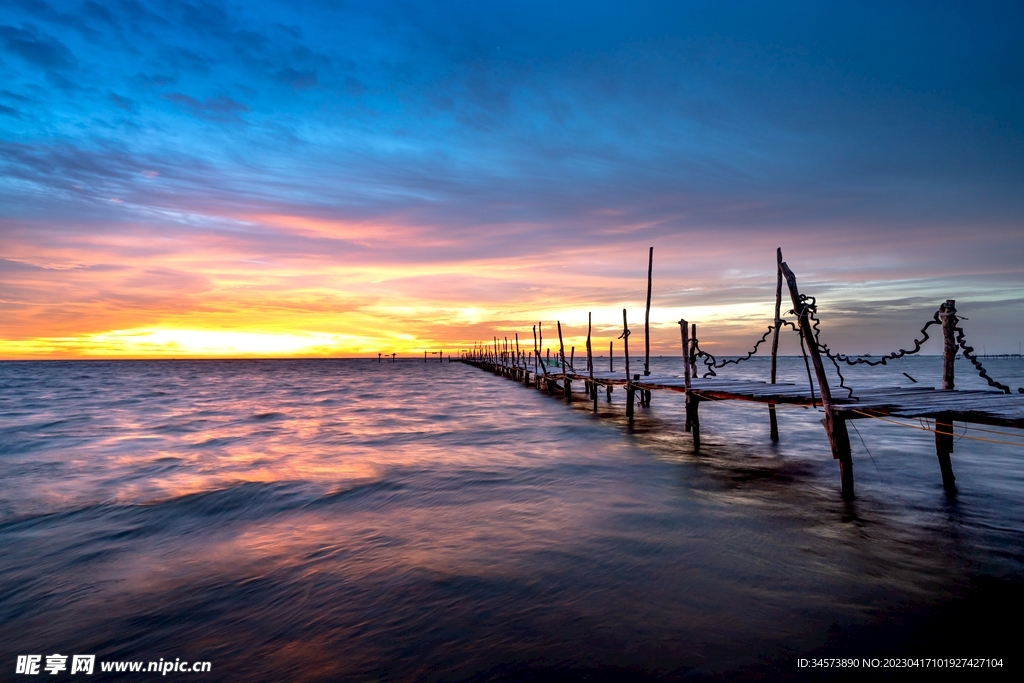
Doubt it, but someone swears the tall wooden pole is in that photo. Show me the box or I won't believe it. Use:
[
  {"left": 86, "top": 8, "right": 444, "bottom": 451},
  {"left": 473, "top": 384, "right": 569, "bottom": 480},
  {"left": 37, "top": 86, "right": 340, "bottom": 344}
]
[
  {"left": 533, "top": 325, "right": 538, "bottom": 376},
  {"left": 936, "top": 299, "right": 957, "bottom": 490},
  {"left": 558, "top": 321, "right": 570, "bottom": 402},
  {"left": 680, "top": 319, "right": 692, "bottom": 433},
  {"left": 941, "top": 299, "right": 957, "bottom": 391},
  {"left": 684, "top": 321, "right": 700, "bottom": 450},
  {"left": 780, "top": 260, "right": 854, "bottom": 499},
  {"left": 623, "top": 309, "right": 634, "bottom": 424},
  {"left": 587, "top": 312, "right": 596, "bottom": 411},
  {"left": 769, "top": 247, "right": 783, "bottom": 442},
  {"left": 586, "top": 313, "right": 593, "bottom": 373},
  {"left": 644, "top": 246, "right": 653, "bottom": 377}
]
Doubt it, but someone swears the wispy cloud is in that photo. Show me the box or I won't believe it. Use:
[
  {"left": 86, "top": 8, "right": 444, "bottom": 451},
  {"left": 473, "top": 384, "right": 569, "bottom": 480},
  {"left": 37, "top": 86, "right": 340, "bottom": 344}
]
[{"left": 163, "top": 92, "right": 249, "bottom": 122}]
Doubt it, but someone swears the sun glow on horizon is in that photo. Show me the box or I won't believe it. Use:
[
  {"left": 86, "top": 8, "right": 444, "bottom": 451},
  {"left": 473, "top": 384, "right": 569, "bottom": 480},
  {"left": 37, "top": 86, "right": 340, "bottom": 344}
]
[{"left": 0, "top": 328, "right": 419, "bottom": 359}]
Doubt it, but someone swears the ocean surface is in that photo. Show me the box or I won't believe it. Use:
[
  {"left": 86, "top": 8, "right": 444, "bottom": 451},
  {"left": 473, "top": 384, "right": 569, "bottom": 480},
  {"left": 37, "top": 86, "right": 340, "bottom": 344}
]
[{"left": 1, "top": 356, "right": 1022, "bottom": 681}]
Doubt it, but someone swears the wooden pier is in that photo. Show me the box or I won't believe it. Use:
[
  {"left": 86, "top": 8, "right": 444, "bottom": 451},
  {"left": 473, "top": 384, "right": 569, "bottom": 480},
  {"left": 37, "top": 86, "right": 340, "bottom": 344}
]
[{"left": 462, "top": 249, "right": 1024, "bottom": 500}]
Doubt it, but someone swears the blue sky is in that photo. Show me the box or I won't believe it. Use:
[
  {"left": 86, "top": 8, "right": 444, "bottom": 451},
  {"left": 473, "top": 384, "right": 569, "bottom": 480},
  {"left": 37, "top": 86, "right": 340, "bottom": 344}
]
[{"left": 2, "top": 0, "right": 1023, "bottom": 356}]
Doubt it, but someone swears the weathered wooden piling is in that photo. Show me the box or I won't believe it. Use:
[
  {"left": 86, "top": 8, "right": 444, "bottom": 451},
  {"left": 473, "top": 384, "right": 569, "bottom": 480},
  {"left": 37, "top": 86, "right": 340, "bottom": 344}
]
[
  {"left": 533, "top": 325, "right": 539, "bottom": 376},
  {"left": 937, "top": 299, "right": 958, "bottom": 490},
  {"left": 941, "top": 300, "right": 957, "bottom": 391},
  {"left": 587, "top": 312, "right": 597, "bottom": 412},
  {"left": 679, "top": 319, "right": 689, "bottom": 433},
  {"left": 687, "top": 323, "right": 700, "bottom": 451},
  {"left": 781, "top": 258, "right": 854, "bottom": 499},
  {"left": 623, "top": 309, "right": 634, "bottom": 425},
  {"left": 539, "top": 323, "right": 543, "bottom": 365},
  {"left": 769, "top": 247, "right": 783, "bottom": 442},
  {"left": 679, "top": 320, "right": 693, "bottom": 438},
  {"left": 644, "top": 246, "right": 653, "bottom": 378},
  {"left": 558, "top": 321, "right": 570, "bottom": 402}
]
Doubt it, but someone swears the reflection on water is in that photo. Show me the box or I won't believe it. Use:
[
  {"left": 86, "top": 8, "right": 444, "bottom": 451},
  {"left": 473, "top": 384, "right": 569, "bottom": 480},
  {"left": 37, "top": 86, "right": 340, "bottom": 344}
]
[{"left": 1, "top": 357, "right": 1022, "bottom": 680}]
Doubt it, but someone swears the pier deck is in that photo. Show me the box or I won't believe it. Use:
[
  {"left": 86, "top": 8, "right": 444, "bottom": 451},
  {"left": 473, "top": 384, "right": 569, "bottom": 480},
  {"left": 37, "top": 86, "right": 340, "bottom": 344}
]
[{"left": 475, "top": 362, "right": 1024, "bottom": 429}]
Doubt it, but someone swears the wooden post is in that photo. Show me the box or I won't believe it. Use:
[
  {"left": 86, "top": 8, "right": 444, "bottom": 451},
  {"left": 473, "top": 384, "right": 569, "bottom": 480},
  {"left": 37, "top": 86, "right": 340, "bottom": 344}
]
[
  {"left": 558, "top": 321, "right": 570, "bottom": 402},
  {"left": 680, "top": 319, "right": 692, "bottom": 433},
  {"left": 937, "top": 299, "right": 957, "bottom": 490},
  {"left": 644, "top": 246, "right": 653, "bottom": 377},
  {"left": 424, "top": 350, "right": 427, "bottom": 363},
  {"left": 587, "top": 312, "right": 596, "bottom": 412},
  {"left": 641, "top": 247, "right": 654, "bottom": 407},
  {"left": 533, "top": 325, "right": 538, "bottom": 376},
  {"left": 623, "top": 309, "right": 634, "bottom": 424},
  {"left": 781, "top": 260, "right": 854, "bottom": 499},
  {"left": 607, "top": 341, "right": 613, "bottom": 401},
  {"left": 684, "top": 320, "right": 700, "bottom": 450},
  {"left": 534, "top": 349, "right": 550, "bottom": 393},
  {"left": 586, "top": 313, "right": 593, "bottom": 374},
  {"left": 941, "top": 300, "right": 956, "bottom": 391},
  {"left": 769, "top": 248, "right": 783, "bottom": 442},
  {"left": 935, "top": 414, "right": 956, "bottom": 491}
]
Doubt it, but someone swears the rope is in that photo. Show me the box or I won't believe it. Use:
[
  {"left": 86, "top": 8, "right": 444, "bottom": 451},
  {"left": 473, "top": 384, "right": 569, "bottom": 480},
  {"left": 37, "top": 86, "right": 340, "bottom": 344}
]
[
  {"left": 800, "top": 298, "right": 1022, "bottom": 397},
  {"left": 815, "top": 305, "right": 943, "bottom": 367},
  {"left": 713, "top": 325, "right": 775, "bottom": 368},
  {"left": 953, "top": 316, "right": 1023, "bottom": 394},
  {"left": 794, "top": 319, "right": 818, "bottom": 409},
  {"left": 849, "top": 409, "right": 1024, "bottom": 448},
  {"left": 690, "top": 318, "right": 820, "bottom": 407}
]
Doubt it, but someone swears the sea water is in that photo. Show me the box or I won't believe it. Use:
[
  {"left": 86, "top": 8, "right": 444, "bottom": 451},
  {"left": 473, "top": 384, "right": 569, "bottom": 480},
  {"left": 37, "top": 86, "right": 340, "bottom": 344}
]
[{"left": 1, "top": 357, "right": 1022, "bottom": 680}]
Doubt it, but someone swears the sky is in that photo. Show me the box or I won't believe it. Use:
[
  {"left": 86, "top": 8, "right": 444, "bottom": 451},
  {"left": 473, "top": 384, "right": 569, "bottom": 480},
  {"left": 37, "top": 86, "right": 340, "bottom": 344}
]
[{"left": 2, "top": 0, "right": 1023, "bottom": 359}]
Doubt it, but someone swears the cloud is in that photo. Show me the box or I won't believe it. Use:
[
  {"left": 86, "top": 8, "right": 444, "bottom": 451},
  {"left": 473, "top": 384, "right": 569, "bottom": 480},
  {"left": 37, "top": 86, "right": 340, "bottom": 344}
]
[
  {"left": 162, "top": 92, "right": 249, "bottom": 122},
  {"left": 0, "top": 23, "right": 77, "bottom": 71},
  {"left": 109, "top": 93, "right": 136, "bottom": 112},
  {"left": 276, "top": 67, "right": 317, "bottom": 89}
]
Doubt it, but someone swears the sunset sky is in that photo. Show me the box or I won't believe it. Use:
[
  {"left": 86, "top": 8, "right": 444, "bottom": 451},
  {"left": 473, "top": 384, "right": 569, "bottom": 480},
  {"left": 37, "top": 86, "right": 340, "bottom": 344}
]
[{"left": 2, "top": 1, "right": 1023, "bottom": 358}]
